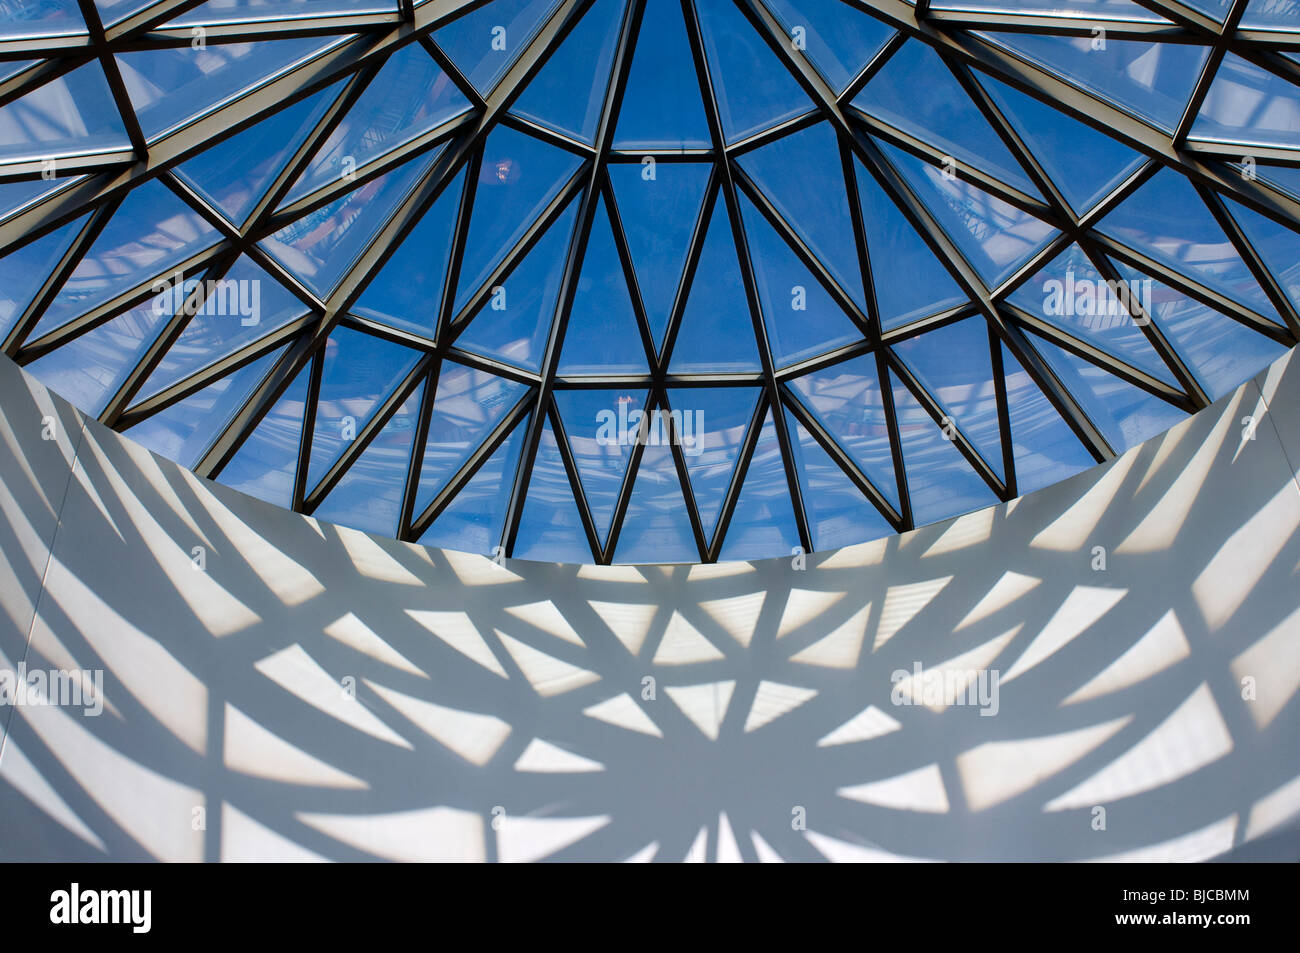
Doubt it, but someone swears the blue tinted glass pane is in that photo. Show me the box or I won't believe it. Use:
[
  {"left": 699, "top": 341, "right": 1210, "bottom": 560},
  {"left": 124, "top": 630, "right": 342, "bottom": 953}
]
[
  {"left": 1112, "top": 259, "right": 1289, "bottom": 401},
  {"left": 1099, "top": 167, "right": 1283, "bottom": 322},
  {"left": 739, "top": 193, "right": 862, "bottom": 366},
  {"left": 419, "top": 413, "right": 529, "bottom": 556},
  {"left": 738, "top": 123, "right": 866, "bottom": 311},
  {"left": 262, "top": 151, "right": 435, "bottom": 297},
  {"left": 855, "top": 41, "right": 1036, "bottom": 194},
  {"left": 1242, "top": 0, "right": 1300, "bottom": 29},
  {"left": 0, "top": 214, "right": 85, "bottom": 340},
  {"left": 126, "top": 346, "right": 284, "bottom": 469},
  {"left": 554, "top": 387, "right": 644, "bottom": 544},
  {"left": 36, "top": 179, "right": 221, "bottom": 337},
  {"left": 175, "top": 81, "right": 339, "bottom": 225},
  {"left": 216, "top": 361, "right": 311, "bottom": 508},
  {"left": 890, "top": 370, "right": 1000, "bottom": 526},
  {"left": 0, "top": 176, "right": 81, "bottom": 222},
  {"left": 1029, "top": 331, "right": 1187, "bottom": 450},
  {"left": 785, "top": 409, "right": 893, "bottom": 549},
  {"left": 612, "top": 0, "right": 711, "bottom": 148},
  {"left": 116, "top": 38, "right": 339, "bottom": 140},
  {"left": 284, "top": 45, "right": 470, "bottom": 204},
  {"left": 852, "top": 156, "right": 966, "bottom": 328},
  {"left": 414, "top": 362, "right": 529, "bottom": 512},
  {"left": 668, "top": 196, "right": 761, "bottom": 373},
  {"left": 608, "top": 161, "right": 711, "bottom": 348},
  {"left": 892, "top": 316, "right": 1005, "bottom": 478},
  {"left": 999, "top": 342, "right": 1096, "bottom": 496},
  {"left": 306, "top": 327, "right": 420, "bottom": 489},
  {"left": 1007, "top": 242, "right": 1179, "bottom": 385},
  {"left": 934, "top": 0, "right": 1167, "bottom": 16},
  {"left": 669, "top": 385, "right": 759, "bottom": 539},
  {"left": 717, "top": 409, "right": 800, "bottom": 561},
  {"left": 980, "top": 33, "right": 1210, "bottom": 131},
  {"left": 788, "top": 354, "right": 899, "bottom": 508},
  {"left": 353, "top": 169, "right": 462, "bottom": 338},
  {"left": 695, "top": 0, "right": 814, "bottom": 143},
  {"left": 1181, "top": 0, "right": 1232, "bottom": 19},
  {"left": 511, "top": 417, "right": 594, "bottom": 562},
  {"left": 455, "top": 203, "right": 575, "bottom": 371},
  {"left": 978, "top": 74, "right": 1145, "bottom": 214},
  {"left": 25, "top": 290, "right": 171, "bottom": 416},
  {"left": 613, "top": 441, "right": 699, "bottom": 563},
  {"left": 137, "top": 256, "right": 309, "bottom": 400},
  {"left": 434, "top": 0, "right": 561, "bottom": 95},
  {"left": 512, "top": 0, "right": 625, "bottom": 143},
  {"left": 882, "top": 139, "right": 1056, "bottom": 288},
  {"left": 1191, "top": 54, "right": 1300, "bottom": 149},
  {"left": 558, "top": 197, "right": 648, "bottom": 375},
  {"left": 1223, "top": 196, "right": 1300, "bottom": 313},
  {"left": 454, "top": 126, "right": 583, "bottom": 310},
  {"left": 0, "top": 62, "right": 128, "bottom": 163},
  {"left": 1256, "top": 163, "right": 1300, "bottom": 201},
  {"left": 94, "top": 0, "right": 155, "bottom": 25},
  {"left": 762, "top": 0, "right": 896, "bottom": 93},
  {"left": 313, "top": 381, "right": 424, "bottom": 537},
  {"left": 0, "top": 0, "right": 85, "bottom": 37},
  {"left": 175, "top": 0, "right": 391, "bottom": 23}
]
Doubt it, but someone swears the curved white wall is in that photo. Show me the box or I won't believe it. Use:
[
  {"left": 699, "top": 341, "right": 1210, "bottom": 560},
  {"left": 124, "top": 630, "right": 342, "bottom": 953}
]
[{"left": 1, "top": 349, "right": 1299, "bottom": 862}]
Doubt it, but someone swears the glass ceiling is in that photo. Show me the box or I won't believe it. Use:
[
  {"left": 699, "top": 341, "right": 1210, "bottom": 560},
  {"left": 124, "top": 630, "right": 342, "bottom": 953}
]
[{"left": 0, "top": 0, "right": 1297, "bottom": 564}]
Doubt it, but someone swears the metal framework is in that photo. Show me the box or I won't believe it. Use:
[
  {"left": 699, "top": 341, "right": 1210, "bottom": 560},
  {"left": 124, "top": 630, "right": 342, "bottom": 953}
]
[{"left": 0, "top": 0, "right": 1297, "bottom": 563}]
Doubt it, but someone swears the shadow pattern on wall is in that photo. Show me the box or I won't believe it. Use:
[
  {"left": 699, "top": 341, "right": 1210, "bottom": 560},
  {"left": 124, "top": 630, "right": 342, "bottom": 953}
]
[{"left": 1, "top": 351, "right": 1299, "bottom": 862}]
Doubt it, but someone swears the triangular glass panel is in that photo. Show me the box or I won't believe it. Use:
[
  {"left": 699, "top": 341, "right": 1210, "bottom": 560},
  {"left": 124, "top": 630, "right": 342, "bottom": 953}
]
[
  {"left": 1223, "top": 196, "right": 1300, "bottom": 314},
  {"left": 854, "top": 41, "right": 1037, "bottom": 195},
  {"left": 115, "top": 37, "right": 340, "bottom": 140},
  {"left": 282, "top": 44, "right": 471, "bottom": 205},
  {"left": 0, "top": 213, "right": 86, "bottom": 341},
  {"left": 1111, "top": 258, "right": 1288, "bottom": 401},
  {"left": 353, "top": 168, "right": 464, "bottom": 339},
  {"left": 738, "top": 192, "right": 863, "bottom": 367},
  {"left": 34, "top": 179, "right": 221, "bottom": 338},
  {"left": 608, "top": 160, "right": 711, "bottom": 348},
  {"left": 455, "top": 202, "right": 576, "bottom": 372},
  {"left": 787, "top": 354, "right": 900, "bottom": 510},
  {"left": 1028, "top": 331, "right": 1187, "bottom": 452},
  {"left": 125, "top": 345, "right": 285, "bottom": 470},
  {"left": 611, "top": 0, "right": 711, "bottom": 149},
  {"left": 737, "top": 122, "right": 866, "bottom": 311},
  {"left": 761, "top": 0, "right": 896, "bottom": 94},
  {"left": 0, "top": 61, "right": 128, "bottom": 163},
  {"left": 1, "top": 0, "right": 85, "bottom": 38},
  {"left": 932, "top": 0, "right": 1169, "bottom": 18},
  {"left": 694, "top": 0, "right": 816, "bottom": 143},
  {"left": 261, "top": 150, "right": 435, "bottom": 298},
  {"left": 852, "top": 156, "right": 966, "bottom": 329},
  {"left": 1006, "top": 242, "right": 1179, "bottom": 386},
  {"left": 784, "top": 407, "right": 893, "bottom": 550},
  {"left": 214, "top": 357, "right": 312, "bottom": 509},
  {"left": 881, "top": 139, "right": 1056, "bottom": 289},
  {"left": 1191, "top": 54, "right": 1300, "bottom": 150},
  {"left": 669, "top": 385, "right": 760, "bottom": 540},
  {"left": 979, "top": 33, "right": 1210, "bottom": 133},
  {"left": 1098, "top": 167, "right": 1284, "bottom": 323},
  {"left": 135, "top": 256, "right": 310, "bottom": 401},
  {"left": 553, "top": 387, "right": 645, "bottom": 546},
  {"left": 175, "top": 81, "right": 340, "bottom": 226},
  {"left": 557, "top": 196, "right": 649, "bottom": 375},
  {"left": 306, "top": 327, "right": 420, "bottom": 490},
  {"left": 977, "top": 74, "right": 1145, "bottom": 214},
  {"left": 313, "top": 380, "right": 425, "bottom": 537},
  {"left": 889, "top": 369, "right": 1000, "bottom": 527},
  {"left": 454, "top": 125, "right": 583, "bottom": 311},
  {"left": 512, "top": 0, "right": 626, "bottom": 144},
  {"left": 717, "top": 409, "right": 801, "bottom": 561},
  {"left": 171, "top": 1, "right": 392, "bottom": 24},
  {"left": 511, "top": 416, "right": 596, "bottom": 562},
  {"left": 434, "top": 0, "right": 562, "bottom": 95},
  {"left": 413, "top": 361, "right": 530, "bottom": 515},
  {"left": 419, "top": 411, "right": 530, "bottom": 556},
  {"left": 891, "top": 316, "right": 1005, "bottom": 480},
  {"left": 668, "top": 195, "right": 762, "bottom": 373},
  {"left": 613, "top": 440, "right": 700, "bottom": 563},
  {"left": 1243, "top": 0, "right": 1300, "bottom": 28},
  {"left": 997, "top": 342, "right": 1096, "bottom": 497},
  {"left": 0, "top": 175, "right": 83, "bottom": 223}
]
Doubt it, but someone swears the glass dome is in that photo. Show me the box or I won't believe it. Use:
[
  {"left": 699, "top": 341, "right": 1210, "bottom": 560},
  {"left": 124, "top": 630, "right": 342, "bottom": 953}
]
[{"left": 0, "top": 0, "right": 1296, "bottom": 564}]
